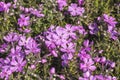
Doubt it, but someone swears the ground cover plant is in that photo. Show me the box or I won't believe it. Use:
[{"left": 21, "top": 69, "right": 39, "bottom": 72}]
[{"left": 0, "top": 0, "right": 120, "bottom": 80}]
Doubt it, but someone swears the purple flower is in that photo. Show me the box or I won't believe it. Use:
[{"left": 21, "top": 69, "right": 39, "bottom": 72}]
[
  {"left": 78, "top": 0, "right": 84, "bottom": 6},
  {"left": 45, "top": 34, "right": 56, "bottom": 49},
  {"left": 110, "top": 30, "right": 119, "bottom": 40},
  {"left": 31, "top": 9, "right": 44, "bottom": 17},
  {"left": 30, "top": 64, "right": 36, "bottom": 69},
  {"left": 57, "top": 0, "right": 67, "bottom": 10},
  {"left": 20, "top": 28, "right": 31, "bottom": 33},
  {"left": 19, "top": 6, "right": 25, "bottom": 11},
  {"left": 0, "top": 2, "right": 5, "bottom": 11},
  {"left": 89, "top": 75, "right": 97, "bottom": 80},
  {"left": 25, "top": 37, "right": 40, "bottom": 54},
  {"left": 0, "top": 67, "right": 12, "bottom": 79},
  {"left": 10, "top": 46, "right": 23, "bottom": 57},
  {"left": 83, "top": 39, "right": 93, "bottom": 49},
  {"left": 79, "top": 75, "right": 96, "bottom": 80},
  {"left": 107, "top": 25, "right": 114, "bottom": 33},
  {"left": 51, "top": 50, "right": 58, "bottom": 57},
  {"left": 83, "top": 71, "right": 90, "bottom": 78},
  {"left": 0, "top": 58, "right": 4, "bottom": 67},
  {"left": 0, "top": 58, "right": 13, "bottom": 79},
  {"left": 79, "top": 77, "right": 88, "bottom": 80},
  {"left": 3, "top": 58, "right": 11, "bottom": 66},
  {"left": 100, "top": 57, "right": 106, "bottom": 64},
  {"left": 103, "top": 14, "right": 117, "bottom": 27},
  {"left": 11, "top": 56, "right": 26, "bottom": 72},
  {"left": 50, "top": 67, "right": 55, "bottom": 74},
  {"left": 59, "top": 75, "right": 65, "bottom": 80},
  {"left": 41, "top": 59, "right": 47, "bottom": 64},
  {"left": 3, "top": 32, "right": 19, "bottom": 42},
  {"left": 13, "top": 0, "right": 17, "bottom": 3},
  {"left": 61, "top": 53, "right": 73, "bottom": 60},
  {"left": 80, "top": 58, "right": 96, "bottom": 72},
  {"left": 88, "top": 23, "right": 99, "bottom": 35},
  {"left": 19, "top": 5, "right": 44, "bottom": 17},
  {"left": 24, "top": 8, "right": 29, "bottom": 13},
  {"left": 95, "top": 75, "right": 117, "bottom": 80},
  {"left": 65, "top": 24, "right": 77, "bottom": 39},
  {"left": 107, "top": 26, "right": 119, "bottom": 40},
  {"left": 18, "top": 14, "right": 30, "bottom": 27},
  {"left": 79, "top": 74, "right": 96, "bottom": 80},
  {"left": 53, "top": 27, "right": 68, "bottom": 45},
  {"left": 0, "top": 43, "right": 8, "bottom": 53},
  {"left": 110, "top": 62, "right": 115, "bottom": 68},
  {"left": 45, "top": 26, "right": 67, "bottom": 48},
  {"left": 18, "top": 35, "right": 26, "bottom": 46},
  {"left": 61, "top": 60, "right": 69, "bottom": 67},
  {"left": 99, "top": 50, "right": 103, "bottom": 54},
  {"left": 105, "top": 60, "right": 116, "bottom": 68},
  {"left": 78, "top": 50, "right": 91, "bottom": 60},
  {"left": 68, "top": 3, "right": 84, "bottom": 16},
  {"left": 13, "top": 5, "right": 16, "bottom": 9},
  {"left": 0, "top": 2, "right": 11, "bottom": 13},
  {"left": 95, "top": 74, "right": 106, "bottom": 80},
  {"left": 60, "top": 42, "right": 75, "bottom": 53},
  {"left": 73, "top": 26, "right": 87, "bottom": 35},
  {"left": 94, "top": 57, "right": 100, "bottom": 62}
]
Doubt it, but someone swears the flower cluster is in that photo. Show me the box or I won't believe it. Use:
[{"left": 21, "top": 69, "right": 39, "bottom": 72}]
[
  {"left": 57, "top": 0, "right": 85, "bottom": 16},
  {"left": 78, "top": 40, "right": 96, "bottom": 78},
  {"left": 17, "top": 4, "right": 44, "bottom": 33},
  {"left": 41, "top": 24, "right": 86, "bottom": 66},
  {"left": 103, "top": 14, "right": 119, "bottom": 40},
  {"left": 19, "top": 5, "right": 44, "bottom": 18},
  {"left": 78, "top": 40, "right": 117, "bottom": 80},
  {"left": 98, "top": 14, "right": 119, "bottom": 40},
  {"left": 79, "top": 74, "right": 117, "bottom": 80},
  {"left": 0, "top": 0, "right": 119, "bottom": 80},
  {"left": 0, "top": 32, "right": 40, "bottom": 79}
]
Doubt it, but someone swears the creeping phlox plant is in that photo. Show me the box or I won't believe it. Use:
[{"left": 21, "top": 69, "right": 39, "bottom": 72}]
[{"left": 0, "top": 0, "right": 120, "bottom": 80}]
